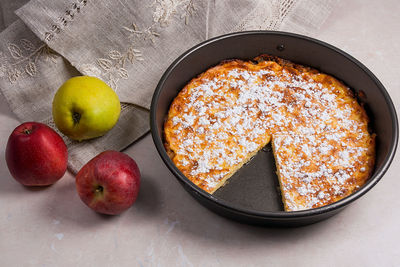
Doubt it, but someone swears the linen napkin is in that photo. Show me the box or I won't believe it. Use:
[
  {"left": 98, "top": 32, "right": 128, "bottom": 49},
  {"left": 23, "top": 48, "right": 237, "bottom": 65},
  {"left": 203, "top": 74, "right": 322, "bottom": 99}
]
[{"left": 0, "top": 0, "right": 338, "bottom": 172}]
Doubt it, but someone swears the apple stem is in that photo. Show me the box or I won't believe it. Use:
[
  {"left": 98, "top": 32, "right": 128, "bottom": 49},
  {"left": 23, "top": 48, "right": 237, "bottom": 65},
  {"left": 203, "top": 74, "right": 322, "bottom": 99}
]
[
  {"left": 23, "top": 128, "right": 32, "bottom": 135},
  {"left": 95, "top": 185, "right": 103, "bottom": 194}
]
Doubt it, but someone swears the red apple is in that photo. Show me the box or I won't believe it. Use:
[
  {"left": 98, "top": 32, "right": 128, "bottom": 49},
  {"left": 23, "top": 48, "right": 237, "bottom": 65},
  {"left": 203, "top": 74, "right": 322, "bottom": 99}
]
[
  {"left": 75, "top": 150, "right": 141, "bottom": 215},
  {"left": 6, "top": 122, "right": 68, "bottom": 186}
]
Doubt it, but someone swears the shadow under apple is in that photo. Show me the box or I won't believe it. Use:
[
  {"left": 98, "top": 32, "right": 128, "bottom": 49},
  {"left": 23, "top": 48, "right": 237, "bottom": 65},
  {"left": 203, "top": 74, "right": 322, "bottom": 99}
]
[
  {"left": 41, "top": 175, "right": 121, "bottom": 229},
  {"left": 130, "top": 175, "right": 162, "bottom": 218}
]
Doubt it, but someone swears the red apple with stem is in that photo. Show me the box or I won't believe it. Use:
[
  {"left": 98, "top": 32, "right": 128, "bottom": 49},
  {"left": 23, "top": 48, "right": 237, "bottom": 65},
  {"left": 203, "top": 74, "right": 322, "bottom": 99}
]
[
  {"left": 6, "top": 122, "right": 68, "bottom": 186},
  {"left": 75, "top": 151, "right": 141, "bottom": 215}
]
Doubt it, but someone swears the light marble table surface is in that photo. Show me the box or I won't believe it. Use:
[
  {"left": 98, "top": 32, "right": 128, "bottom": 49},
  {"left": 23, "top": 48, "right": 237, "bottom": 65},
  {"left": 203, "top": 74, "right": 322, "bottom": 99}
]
[{"left": 1, "top": 0, "right": 399, "bottom": 266}]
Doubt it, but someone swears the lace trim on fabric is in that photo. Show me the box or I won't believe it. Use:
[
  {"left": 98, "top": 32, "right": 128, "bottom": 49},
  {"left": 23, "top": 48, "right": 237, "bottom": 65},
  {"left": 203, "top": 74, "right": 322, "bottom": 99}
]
[
  {"left": 0, "top": 0, "right": 89, "bottom": 84},
  {"left": 44, "top": 0, "right": 88, "bottom": 42}
]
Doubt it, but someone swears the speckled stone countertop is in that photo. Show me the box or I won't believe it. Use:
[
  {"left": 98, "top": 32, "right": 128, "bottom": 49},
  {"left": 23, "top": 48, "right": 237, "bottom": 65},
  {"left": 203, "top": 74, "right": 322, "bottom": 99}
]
[{"left": 1, "top": 0, "right": 399, "bottom": 266}]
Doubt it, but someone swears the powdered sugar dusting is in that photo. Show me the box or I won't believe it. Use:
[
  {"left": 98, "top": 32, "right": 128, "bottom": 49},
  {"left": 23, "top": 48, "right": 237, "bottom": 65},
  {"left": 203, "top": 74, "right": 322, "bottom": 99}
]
[
  {"left": 273, "top": 131, "right": 371, "bottom": 210},
  {"left": 165, "top": 58, "right": 373, "bottom": 209}
]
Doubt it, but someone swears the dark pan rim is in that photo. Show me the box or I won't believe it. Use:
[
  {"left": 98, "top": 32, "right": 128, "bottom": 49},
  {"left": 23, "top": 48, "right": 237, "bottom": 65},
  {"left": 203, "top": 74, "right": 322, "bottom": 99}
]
[{"left": 150, "top": 31, "right": 399, "bottom": 219}]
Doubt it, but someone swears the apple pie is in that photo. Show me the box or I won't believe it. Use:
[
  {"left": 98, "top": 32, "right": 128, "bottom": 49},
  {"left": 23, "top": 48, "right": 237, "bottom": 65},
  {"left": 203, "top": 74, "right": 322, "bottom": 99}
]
[{"left": 164, "top": 55, "right": 375, "bottom": 211}]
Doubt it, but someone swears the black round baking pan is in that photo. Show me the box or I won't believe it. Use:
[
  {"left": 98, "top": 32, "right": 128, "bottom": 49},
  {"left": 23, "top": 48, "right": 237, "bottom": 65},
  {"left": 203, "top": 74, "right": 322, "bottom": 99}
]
[{"left": 150, "top": 31, "right": 398, "bottom": 227}]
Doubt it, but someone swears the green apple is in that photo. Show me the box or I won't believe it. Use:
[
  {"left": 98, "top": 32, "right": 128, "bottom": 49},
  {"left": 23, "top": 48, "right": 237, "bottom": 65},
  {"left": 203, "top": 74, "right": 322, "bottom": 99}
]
[{"left": 52, "top": 76, "right": 121, "bottom": 141}]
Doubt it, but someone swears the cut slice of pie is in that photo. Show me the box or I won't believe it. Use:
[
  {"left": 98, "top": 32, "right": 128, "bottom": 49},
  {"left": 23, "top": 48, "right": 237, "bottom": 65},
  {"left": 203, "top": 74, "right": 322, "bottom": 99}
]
[{"left": 272, "top": 133, "right": 375, "bottom": 211}]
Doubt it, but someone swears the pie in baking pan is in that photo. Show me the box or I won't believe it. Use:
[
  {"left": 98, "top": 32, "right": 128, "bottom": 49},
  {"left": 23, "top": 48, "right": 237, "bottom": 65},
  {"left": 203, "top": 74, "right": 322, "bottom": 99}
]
[{"left": 164, "top": 55, "right": 375, "bottom": 211}]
